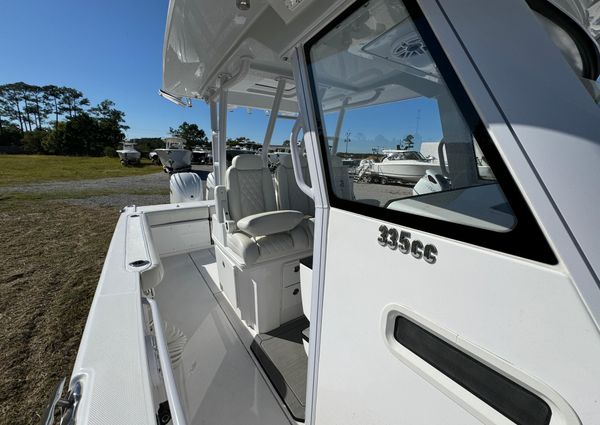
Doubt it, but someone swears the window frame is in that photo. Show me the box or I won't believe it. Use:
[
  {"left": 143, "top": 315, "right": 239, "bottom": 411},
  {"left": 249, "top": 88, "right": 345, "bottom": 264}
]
[
  {"left": 303, "top": 0, "right": 557, "bottom": 264},
  {"left": 527, "top": 0, "right": 600, "bottom": 80}
]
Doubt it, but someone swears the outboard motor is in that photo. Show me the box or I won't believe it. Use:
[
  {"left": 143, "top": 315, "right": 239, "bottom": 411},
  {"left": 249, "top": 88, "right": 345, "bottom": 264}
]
[
  {"left": 149, "top": 151, "right": 161, "bottom": 165},
  {"left": 205, "top": 172, "right": 215, "bottom": 200},
  {"left": 413, "top": 169, "right": 451, "bottom": 196},
  {"left": 170, "top": 172, "right": 204, "bottom": 203}
]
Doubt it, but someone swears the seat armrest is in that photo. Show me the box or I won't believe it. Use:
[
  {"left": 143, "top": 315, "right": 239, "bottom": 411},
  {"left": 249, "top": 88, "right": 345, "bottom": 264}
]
[{"left": 237, "top": 210, "right": 304, "bottom": 237}]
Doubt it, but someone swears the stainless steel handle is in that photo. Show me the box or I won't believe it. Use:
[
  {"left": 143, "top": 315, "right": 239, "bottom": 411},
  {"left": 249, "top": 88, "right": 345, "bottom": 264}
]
[{"left": 40, "top": 377, "right": 82, "bottom": 425}]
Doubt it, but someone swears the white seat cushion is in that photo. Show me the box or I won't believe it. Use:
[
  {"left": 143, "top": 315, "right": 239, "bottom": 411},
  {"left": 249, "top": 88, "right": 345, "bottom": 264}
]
[
  {"left": 224, "top": 154, "right": 313, "bottom": 266},
  {"left": 331, "top": 156, "right": 354, "bottom": 200},
  {"left": 237, "top": 210, "right": 304, "bottom": 237},
  {"left": 227, "top": 155, "right": 277, "bottom": 222},
  {"left": 276, "top": 155, "right": 314, "bottom": 216},
  {"left": 301, "top": 216, "right": 315, "bottom": 239},
  {"left": 227, "top": 226, "right": 311, "bottom": 266}
]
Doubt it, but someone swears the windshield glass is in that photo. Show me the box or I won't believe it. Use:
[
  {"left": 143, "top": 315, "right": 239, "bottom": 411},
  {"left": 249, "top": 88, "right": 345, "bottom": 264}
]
[
  {"left": 306, "top": 0, "right": 516, "bottom": 232},
  {"left": 388, "top": 151, "right": 426, "bottom": 161}
]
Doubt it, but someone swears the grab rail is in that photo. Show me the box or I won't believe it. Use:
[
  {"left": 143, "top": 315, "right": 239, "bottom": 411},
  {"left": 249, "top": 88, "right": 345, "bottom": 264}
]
[
  {"left": 438, "top": 140, "right": 450, "bottom": 178},
  {"left": 144, "top": 298, "right": 188, "bottom": 425},
  {"left": 289, "top": 118, "right": 314, "bottom": 200}
]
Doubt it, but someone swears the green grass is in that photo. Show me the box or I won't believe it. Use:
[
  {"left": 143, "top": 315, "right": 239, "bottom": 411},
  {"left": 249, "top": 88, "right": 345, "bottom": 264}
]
[
  {"left": 0, "top": 167, "right": 170, "bottom": 423},
  {"left": 0, "top": 190, "right": 166, "bottom": 424},
  {"left": 0, "top": 188, "right": 169, "bottom": 202},
  {"left": 0, "top": 155, "right": 162, "bottom": 186},
  {"left": 0, "top": 198, "right": 119, "bottom": 424}
]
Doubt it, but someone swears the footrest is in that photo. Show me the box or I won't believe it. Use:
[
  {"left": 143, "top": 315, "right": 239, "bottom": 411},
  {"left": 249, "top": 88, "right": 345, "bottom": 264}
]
[{"left": 252, "top": 317, "right": 309, "bottom": 421}]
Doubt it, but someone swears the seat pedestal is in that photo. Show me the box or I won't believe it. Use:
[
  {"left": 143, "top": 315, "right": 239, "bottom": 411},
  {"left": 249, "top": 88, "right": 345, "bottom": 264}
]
[{"left": 215, "top": 245, "right": 304, "bottom": 333}]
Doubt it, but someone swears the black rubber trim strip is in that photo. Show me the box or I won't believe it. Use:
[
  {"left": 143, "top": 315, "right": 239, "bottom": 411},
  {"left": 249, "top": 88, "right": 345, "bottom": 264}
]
[
  {"left": 527, "top": 0, "right": 600, "bottom": 79},
  {"left": 300, "top": 256, "right": 313, "bottom": 270},
  {"left": 302, "top": 327, "right": 310, "bottom": 342},
  {"left": 394, "top": 316, "right": 552, "bottom": 425},
  {"left": 303, "top": 0, "right": 557, "bottom": 264}
]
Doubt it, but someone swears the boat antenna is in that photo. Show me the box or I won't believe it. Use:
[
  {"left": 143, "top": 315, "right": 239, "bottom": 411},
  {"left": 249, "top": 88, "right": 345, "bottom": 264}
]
[
  {"left": 344, "top": 131, "right": 351, "bottom": 154},
  {"left": 415, "top": 109, "right": 421, "bottom": 135}
]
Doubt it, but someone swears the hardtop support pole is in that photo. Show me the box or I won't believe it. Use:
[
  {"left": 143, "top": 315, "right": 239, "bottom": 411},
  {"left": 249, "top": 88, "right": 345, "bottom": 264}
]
[
  {"left": 261, "top": 78, "right": 287, "bottom": 165},
  {"left": 217, "top": 75, "right": 229, "bottom": 186},
  {"left": 331, "top": 98, "right": 348, "bottom": 155},
  {"left": 209, "top": 96, "right": 219, "bottom": 183}
]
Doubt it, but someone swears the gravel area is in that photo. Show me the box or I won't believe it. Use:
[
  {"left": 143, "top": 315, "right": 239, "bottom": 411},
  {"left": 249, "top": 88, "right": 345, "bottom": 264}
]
[
  {"left": 60, "top": 194, "right": 170, "bottom": 208},
  {"left": 0, "top": 166, "right": 215, "bottom": 208},
  {"left": 0, "top": 171, "right": 169, "bottom": 193},
  {"left": 353, "top": 181, "right": 413, "bottom": 206},
  {"left": 1, "top": 164, "right": 409, "bottom": 208}
]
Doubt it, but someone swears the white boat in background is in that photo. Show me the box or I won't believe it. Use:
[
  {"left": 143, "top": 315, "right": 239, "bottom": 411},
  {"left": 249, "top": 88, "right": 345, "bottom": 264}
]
[
  {"left": 267, "top": 151, "right": 291, "bottom": 171},
  {"left": 155, "top": 137, "right": 192, "bottom": 173},
  {"left": 191, "top": 146, "right": 212, "bottom": 164},
  {"left": 363, "top": 149, "right": 441, "bottom": 184},
  {"left": 116, "top": 141, "right": 141, "bottom": 166},
  {"left": 45, "top": 1, "right": 600, "bottom": 425},
  {"left": 420, "top": 141, "right": 495, "bottom": 180}
]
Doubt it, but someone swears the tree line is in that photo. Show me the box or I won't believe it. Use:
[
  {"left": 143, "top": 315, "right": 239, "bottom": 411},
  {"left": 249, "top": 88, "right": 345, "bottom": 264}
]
[
  {"left": 0, "top": 82, "right": 128, "bottom": 156},
  {"left": 167, "top": 122, "right": 262, "bottom": 150}
]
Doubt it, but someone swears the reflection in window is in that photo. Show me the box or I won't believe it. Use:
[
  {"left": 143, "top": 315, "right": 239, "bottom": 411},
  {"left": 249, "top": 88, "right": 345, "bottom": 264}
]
[
  {"left": 307, "top": 0, "right": 515, "bottom": 232},
  {"left": 584, "top": 78, "right": 600, "bottom": 105},
  {"left": 533, "top": 8, "right": 600, "bottom": 105}
]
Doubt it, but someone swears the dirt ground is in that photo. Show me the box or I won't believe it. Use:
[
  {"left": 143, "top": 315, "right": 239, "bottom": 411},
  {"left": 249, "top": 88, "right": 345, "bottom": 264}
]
[
  {"left": 0, "top": 200, "right": 118, "bottom": 424},
  {"left": 0, "top": 172, "right": 171, "bottom": 424}
]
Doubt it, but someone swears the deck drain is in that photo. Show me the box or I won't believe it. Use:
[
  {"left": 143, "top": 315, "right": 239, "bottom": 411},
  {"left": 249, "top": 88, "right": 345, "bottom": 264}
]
[{"left": 129, "top": 260, "right": 150, "bottom": 267}]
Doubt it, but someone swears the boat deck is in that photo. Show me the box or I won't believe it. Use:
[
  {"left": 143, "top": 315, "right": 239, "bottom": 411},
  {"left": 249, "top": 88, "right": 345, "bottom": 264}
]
[
  {"left": 153, "top": 248, "right": 296, "bottom": 425},
  {"left": 252, "top": 316, "right": 309, "bottom": 421}
]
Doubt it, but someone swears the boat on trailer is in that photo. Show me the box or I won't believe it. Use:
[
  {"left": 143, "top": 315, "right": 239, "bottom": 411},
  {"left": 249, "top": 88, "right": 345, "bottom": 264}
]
[
  {"left": 116, "top": 141, "right": 142, "bottom": 166},
  {"left": 360, "top": 149, "right": 441, "bottom": 184},
  {"left": 45, "top": 0, "right": 600, "bottom": 424},
  {"left": 420, "top": 141, "right": 494, "bottom": 180},
  {"left": 155, "top": 137, "right": 193, "bottom": 173},
  {"left": 191, "top": 146, "right": 212, "bottom": 164}
]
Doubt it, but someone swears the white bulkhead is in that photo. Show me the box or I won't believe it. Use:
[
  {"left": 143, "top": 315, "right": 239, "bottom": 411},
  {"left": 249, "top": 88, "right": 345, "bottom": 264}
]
[{"left": 54, "top": 1, "right": 600, "bottom": 425}]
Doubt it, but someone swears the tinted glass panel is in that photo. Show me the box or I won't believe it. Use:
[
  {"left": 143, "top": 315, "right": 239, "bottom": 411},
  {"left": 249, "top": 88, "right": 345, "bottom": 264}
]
[{"left": 307, "top": 0, "right": 515, "bottom": 232}]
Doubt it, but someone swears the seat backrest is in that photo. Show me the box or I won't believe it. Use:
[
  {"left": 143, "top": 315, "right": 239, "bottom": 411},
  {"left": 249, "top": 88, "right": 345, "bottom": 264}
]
[
  {"left": 226, "top": 155, "right": 278, "bottom": 222},
  {"left": 275, "top": 154, "right": 314, "bottom": 216},
  {"left": 330, "top": 156, "right": 354, "bottom": 200}
]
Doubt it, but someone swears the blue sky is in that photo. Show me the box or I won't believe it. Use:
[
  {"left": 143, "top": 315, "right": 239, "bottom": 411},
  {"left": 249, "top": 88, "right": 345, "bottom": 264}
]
[
  {"left": 0, "top": 0, "right": 277, "bottom": 142},
  {"left": 323, "top": 97, "right": 442, "bottom": 153},
  {"left": 1, "top": 0, "right": 443, "bottom": 153}
]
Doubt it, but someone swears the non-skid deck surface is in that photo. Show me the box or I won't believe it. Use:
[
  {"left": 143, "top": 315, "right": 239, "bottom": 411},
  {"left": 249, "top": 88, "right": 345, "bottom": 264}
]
[
  {"left": 252, "top": 316, "right": 309, "bottom": 421},
  {"left": 154, "top": 250, "right": 293, "bottom": 425}
]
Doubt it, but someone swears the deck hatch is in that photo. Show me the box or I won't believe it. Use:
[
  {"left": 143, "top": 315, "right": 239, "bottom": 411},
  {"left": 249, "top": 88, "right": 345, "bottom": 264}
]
[{"left": 393, "top": 316, "right": 552, "bottom": 425}]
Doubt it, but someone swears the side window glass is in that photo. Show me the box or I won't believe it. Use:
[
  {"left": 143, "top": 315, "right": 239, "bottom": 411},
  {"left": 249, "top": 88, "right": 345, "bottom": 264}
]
[
  {"left": 307, "top": 0, "right": 515, "bottom": 232},
  {"left": 531, "top": 4, "right": 600, "bottom": 105}
]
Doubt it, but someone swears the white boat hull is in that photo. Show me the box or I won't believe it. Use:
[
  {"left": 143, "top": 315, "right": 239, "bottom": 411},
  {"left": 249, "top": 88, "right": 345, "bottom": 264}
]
[
  {"left": 371, "top": 161, "right": 442, "bottom": 183},
  {"left": 116, "top": 150, "right": 141, "bottom": 164},
  {"left": 155, "top": 148, "right": 192, "bottom": 171}
]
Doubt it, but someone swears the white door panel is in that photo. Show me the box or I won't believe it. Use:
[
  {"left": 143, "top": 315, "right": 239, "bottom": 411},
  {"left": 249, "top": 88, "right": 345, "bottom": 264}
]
[{"left": 314, "top": 208, "right": 600, "bottom": 424}]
